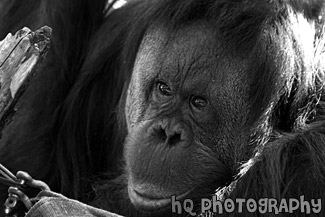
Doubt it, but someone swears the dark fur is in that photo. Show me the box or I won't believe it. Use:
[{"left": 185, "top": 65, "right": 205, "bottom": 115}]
[
  {"left": 0, "top": 0, "right": 118, "bottom": 201},
  {"left": 0, "top": 0, "right": 325, "bottom": 217}
]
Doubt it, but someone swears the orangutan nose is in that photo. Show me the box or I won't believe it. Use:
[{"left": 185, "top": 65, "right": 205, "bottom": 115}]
[{"left": 150, "top": 118, "right": 190, "bottom": 146}]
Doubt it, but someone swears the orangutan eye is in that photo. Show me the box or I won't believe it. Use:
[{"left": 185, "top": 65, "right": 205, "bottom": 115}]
[
  {"left": 157, "top": 81, "right": 172, "bottom": 96},
  {"left": 191, "top": 95, "right": 208, "bottom": 109}
]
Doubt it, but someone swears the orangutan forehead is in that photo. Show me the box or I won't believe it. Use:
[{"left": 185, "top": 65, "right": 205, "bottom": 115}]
[
  {"left": 134, "top": 24, "right": 249, "bottom": 84},
  {"left": 135, "top": 24, "right": 219, "bottom": 81},
  {"left": 140, "top": 23, "right": 219, "bottom": 57}
]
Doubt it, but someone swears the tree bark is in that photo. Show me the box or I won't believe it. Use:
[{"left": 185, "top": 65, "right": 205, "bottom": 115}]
[{"left": 0, "top": 26, "right": 51, "bottom": 134}]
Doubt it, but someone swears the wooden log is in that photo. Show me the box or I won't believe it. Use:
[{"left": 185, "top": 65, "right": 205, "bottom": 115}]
[
  {"left": 0, "top": 26, "right": 124, "bottom": 217},
  {"left": 0, "top": 26, "right": 51, "bottom": 134}
]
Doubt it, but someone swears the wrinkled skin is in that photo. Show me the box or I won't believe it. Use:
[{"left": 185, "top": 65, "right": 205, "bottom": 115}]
[{"left": 124, "top": 24, "right": 253, "bottom": 211}]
